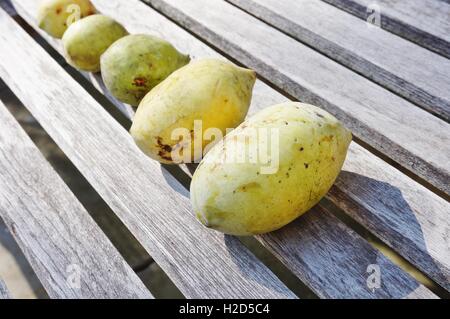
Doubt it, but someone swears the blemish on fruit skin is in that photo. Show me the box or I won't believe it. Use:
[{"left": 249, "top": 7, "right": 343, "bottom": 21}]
[
  {"left": 299, "top": 147, "right": 304, "bottom": 151},
  {"left": 304, "top": 163, "right": 309, "bottom": 169},
  {"left": 321, "top": 135, "right": 334, "bottom": 142},
  {"left": 315, "top": 112, "right": 324, "bottom": 118},
  {"left": 133, "top": 77, "right": 147, "bottom": 87},
  {"left": 158, "top": 151, "right": 172, "bottom": 161},
  {"left": 156, "top": 136, "right": 173, "bottom": 161},
  {"left": 56, "top": 7, "right": 62, "bottom": 14},
  {"left": 234, "top": 182, "right": 261, "bottom": 193}
]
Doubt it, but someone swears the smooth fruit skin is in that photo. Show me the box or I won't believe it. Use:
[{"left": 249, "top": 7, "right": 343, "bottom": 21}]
[
  {"left": 62, "top": 14, "right": 128, "bottom": 72},
  {"left": 37, "top": 0, "right": 97, "bottom": 38},
  {"left": 130, "top": 59, "right": 256, "bottom": 163},
  {"left": 190, "top": 102, "right": 352, "bottom": 236},
  {"left": 101, "top": 34, "right": 191, "bottom": 106}
]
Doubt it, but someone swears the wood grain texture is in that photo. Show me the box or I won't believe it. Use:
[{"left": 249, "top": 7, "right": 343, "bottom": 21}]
[
  {"left": 142, "top": 0, "right": 450, "bottom": 292},
  {"left": 0, "top": 7, "right": 295, "bottom": 299},
  {"left": 259, "top": 206, "right": 437, "bottom": 299},
  {"left": 321, "top": 0, "right": 450, "bottom": 58},
  {"left": 146, "top": 0, "right": 450, "bottom": 198},
  {"left": 0, "top": 100, "right": 152, "bottom": 299},
  {"left": 10, "top": 0, "right": 448, "bottom": 295},
  {"left": 0, "top": 279, "right": 10, "bottom": 299},
  {"left": 227, "top": 0, "right": 450, "bottom": 122}
]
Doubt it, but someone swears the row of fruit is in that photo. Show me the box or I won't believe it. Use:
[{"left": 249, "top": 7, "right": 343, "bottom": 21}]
[{"left": 37, "top": 0, "right": 352, "bottom": 236}]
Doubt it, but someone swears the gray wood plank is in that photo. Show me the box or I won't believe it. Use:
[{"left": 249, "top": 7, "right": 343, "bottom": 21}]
[
  {"left": 227, "top": 0, "right": 450, "bottom": 122},
  {"left": 0, "top": 7, "right": 295, "bottom": 299},
  {"left": 259, "top": 206, "right": 437, "bottom": 299},
  {"left": 146, "top": 0, "right": 450, "bottom": 199},
  {"left": 11, "top": 0, "right": 449, "bottom": 295},
  {"left": 0, "top": 100, "right": 152, "bottom": 299},
  {"left": 0, "top": 279, "right": 10, "bottom": 299},
  {"left": 321, "top": 0, "right": 450, "bottom": 58}
]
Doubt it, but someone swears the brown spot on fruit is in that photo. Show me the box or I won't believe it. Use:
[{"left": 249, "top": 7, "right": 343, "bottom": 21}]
[
  {"left": 315, "top": 112, "right": 324, "bottom": 118},
  {"left": 133, "top": 77, "right": 147, "bottom": 87},
  {"left": 158, "top": 151, "right": 172, "bottom": 161},
  {"left": 321, "top": 135, "right": 334, "bottom": 143},
  {"left": 56, "top": 7, "right": 62, "bottom": 14},
  {"left": 235, "top": 182, "right": 261, "bottom": 192},
  {"left": 156, "top": 137, "right": 172, "bottom": 153},
  {"left": 304, "top": 163, "right": 309, "bottom": 169},
  {"left": 156, "top": 137, "right": 173, "bottom": 161}
]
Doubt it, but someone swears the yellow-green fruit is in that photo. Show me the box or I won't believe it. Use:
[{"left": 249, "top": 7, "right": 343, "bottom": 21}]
[
  {"left": 101, "top": 34, "right": 191, "bottom": 106},
  {"left": 62, "top": 14, "right": 128, "bottom": 72},
  {"left": 130, "top": 59, "right": 256, "bottom": 163},
  {"left": 37, "top": 0, "right": 97, "bottom": 38},
  {"left": 191, "top": 102, "right": 352, "bottom": 236}
]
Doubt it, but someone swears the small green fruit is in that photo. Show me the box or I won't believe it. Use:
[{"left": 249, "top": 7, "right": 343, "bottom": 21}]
[
  {"left": 62, "top": 14, "right": 128, "bottom": 72},
  {"left": 37, "top": 0, "right": 97, "bottom": 39},
  {"left": 100, "top": 34, "right": 191, "bottom": 106}
]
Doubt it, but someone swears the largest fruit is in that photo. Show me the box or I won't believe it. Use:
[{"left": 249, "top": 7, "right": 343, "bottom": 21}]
[
  {"left": 62, "top": 14, "right": 128, "bottom": 72},
  {"left": 101, "top": 34, "right": 191, "bottom": 106},
  {"left": 37, "top": 0, "right": 97, "bottom": 38},
  {"left": 190, "top": 102, "right": 352, "bottom": 236},
  {"left": 130, "top": 59, "right": 256, "bottom": 163}
]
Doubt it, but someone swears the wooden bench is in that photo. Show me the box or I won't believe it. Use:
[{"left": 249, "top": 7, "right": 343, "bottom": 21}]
[{"left": 0, "top": 0, "right": 448, "bottom": 299}]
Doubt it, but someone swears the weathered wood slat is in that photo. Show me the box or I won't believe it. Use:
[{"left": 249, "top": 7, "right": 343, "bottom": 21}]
[
  {"left": 0, "top": 100, "right": 152, "bottom": 299},
  {"left": 227, "top": 0, "right": 450, "bottom": 122},
  {"left": 259, "top": 206, "right": 437, "bottom": 299},
  {"left": 147, "top": 0, "right": 450, "bottom": 198},
  {"left": 330, "top": 143, "right": 450, "bottom": 292},
  {"left": 0, "top": 7, "right": 295, "bottom": 299},
  {"left": 10, "top": 0, "right": 449, "bottom": 295},
  {"left": 0, "top": 279, "right": 11, "bottom": 299},
  {"left": 321, "top": 0, "right": 450, "bottom": 59}
]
